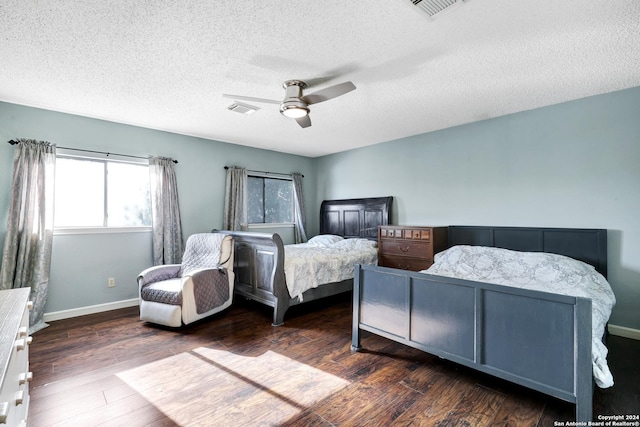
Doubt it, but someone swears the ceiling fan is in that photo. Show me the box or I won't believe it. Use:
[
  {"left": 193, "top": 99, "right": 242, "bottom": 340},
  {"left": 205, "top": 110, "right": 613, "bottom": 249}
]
[{"left": 223, "top": 80, "right": 356, "bottom": 128}]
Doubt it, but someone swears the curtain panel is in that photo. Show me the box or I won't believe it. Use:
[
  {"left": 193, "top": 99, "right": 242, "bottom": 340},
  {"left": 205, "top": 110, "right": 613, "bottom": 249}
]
[
  {"left": 292, "top": 172, "right": 308, "bottom": 243},
  {"left": 149, "top": 156, "right": 184, "bottom": 265},
  {"left": 0, "top": 139, "right": 56, "bottom": 332},
  {"left": 223, "top": 167, "right": 247, "bottom": 231}
]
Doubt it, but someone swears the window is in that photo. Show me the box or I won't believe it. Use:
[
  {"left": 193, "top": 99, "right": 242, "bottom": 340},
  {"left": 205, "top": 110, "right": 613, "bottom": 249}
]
[
  {"left": 247, "top": 175, "right": 294, "bottom": 224},
  {"left": 54, "top": 156, "right": 151, "bottom": 229}
]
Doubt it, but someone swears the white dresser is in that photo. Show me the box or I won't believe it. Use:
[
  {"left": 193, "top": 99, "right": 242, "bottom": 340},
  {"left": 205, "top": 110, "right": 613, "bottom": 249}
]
[{"left": 0, "top": 289, "right": 32, "bottom": 427}]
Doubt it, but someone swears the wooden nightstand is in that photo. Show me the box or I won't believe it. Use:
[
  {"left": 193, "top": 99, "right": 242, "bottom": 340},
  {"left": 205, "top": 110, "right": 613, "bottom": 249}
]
[{"left": 378, "top": 226, "right": 448, "bottom": 271}]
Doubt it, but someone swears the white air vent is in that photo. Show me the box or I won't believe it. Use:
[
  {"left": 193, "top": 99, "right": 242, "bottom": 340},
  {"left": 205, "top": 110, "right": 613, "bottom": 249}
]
[
  {"left": 410, "top": 0, "right": 465, "bottom": 18},
  {"left": 227, "top": 102, "right": 259, "bottom": 115}
]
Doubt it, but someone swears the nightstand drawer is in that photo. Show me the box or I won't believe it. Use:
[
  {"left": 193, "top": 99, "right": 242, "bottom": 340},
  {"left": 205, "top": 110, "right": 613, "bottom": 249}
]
[
  {"left": 380, "top": 255, "right": 432, "bottom": 271},
  {"left": 380, "top": 240, "right": 433, "bottom": 259},
  {"left": 405, "top": 228, "right": 431, "bottom": 240},
  {"left": 379, "top": 227, "right": 402, "bottom": 238}
]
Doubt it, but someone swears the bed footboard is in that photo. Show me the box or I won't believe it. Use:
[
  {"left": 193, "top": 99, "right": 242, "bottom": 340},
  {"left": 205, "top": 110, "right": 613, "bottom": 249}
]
[
  {"left": 216, "top": 231, "right": 289, "bottom": 325},
  {"left": 352, "top": 264, "right": 593, "bottom": 422}
]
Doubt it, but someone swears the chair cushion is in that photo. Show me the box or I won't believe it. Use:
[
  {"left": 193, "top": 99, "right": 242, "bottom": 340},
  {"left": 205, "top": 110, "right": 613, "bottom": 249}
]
[{"left": 140, "top": 278, "right": 182, "bottom": 305}]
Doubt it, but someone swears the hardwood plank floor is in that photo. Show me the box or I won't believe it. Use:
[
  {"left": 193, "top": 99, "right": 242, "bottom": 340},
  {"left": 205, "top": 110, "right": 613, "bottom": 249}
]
[{"left": 28, "top": 295, "right": 639, "bottom": 426}]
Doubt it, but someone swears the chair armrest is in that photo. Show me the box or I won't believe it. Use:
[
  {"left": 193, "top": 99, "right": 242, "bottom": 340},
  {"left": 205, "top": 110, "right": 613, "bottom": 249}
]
[
  {"left": 182, "top": 266, "right": 224, "bottom": 276},
  {"left": 138, "top": 264, "right": 182, "bottom": 288}
]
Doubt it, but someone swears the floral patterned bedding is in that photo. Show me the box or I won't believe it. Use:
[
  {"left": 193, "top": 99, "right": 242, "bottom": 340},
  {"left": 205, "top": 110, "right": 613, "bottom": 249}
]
[
  {"left": 422, "top": 245, "right": 616, "bottom": 388},
  {"left": 284, "top": 235, "right": 378, "bottom": 302}
]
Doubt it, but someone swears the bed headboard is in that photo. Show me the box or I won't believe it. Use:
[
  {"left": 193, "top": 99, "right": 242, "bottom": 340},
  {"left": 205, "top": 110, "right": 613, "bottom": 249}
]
[
  {"left": 447, "top": 226, "right": 608, "bottom": 277},
  {"left": 319, "top": 196, "right": 393, "bottom": 240}
]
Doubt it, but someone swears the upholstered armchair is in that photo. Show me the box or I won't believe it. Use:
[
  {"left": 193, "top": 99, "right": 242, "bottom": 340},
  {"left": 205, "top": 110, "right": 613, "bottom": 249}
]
[{"left": 138, "top": 233, "right": 234, "bottom": 327}]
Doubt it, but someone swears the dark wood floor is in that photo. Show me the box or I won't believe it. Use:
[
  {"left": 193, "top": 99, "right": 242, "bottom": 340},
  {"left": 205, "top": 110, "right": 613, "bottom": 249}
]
[{"left": 28, "top": 295, "right": 639, "bottom": 427}]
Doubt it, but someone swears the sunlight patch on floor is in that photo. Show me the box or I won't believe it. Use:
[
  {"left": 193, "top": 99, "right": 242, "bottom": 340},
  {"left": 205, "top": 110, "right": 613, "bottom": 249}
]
[{"left": 116, "top": 348, "right": 350, "bottom": 425}]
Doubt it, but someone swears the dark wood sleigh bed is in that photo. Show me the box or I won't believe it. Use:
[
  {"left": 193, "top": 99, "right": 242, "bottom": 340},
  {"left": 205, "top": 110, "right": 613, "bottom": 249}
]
[
  {"left": 351, "top": 225, "right": 608, "bottom": 422},
  {"left": 218, "top": 196, "right": 393, "bottom": 326}
]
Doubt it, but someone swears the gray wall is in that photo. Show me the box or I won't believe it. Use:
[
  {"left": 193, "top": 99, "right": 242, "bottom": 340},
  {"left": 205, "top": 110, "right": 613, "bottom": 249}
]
[
  {"left": 0, "top": 102, "right": 316, "bottom": 312},
  {"left": 2, "top": 87, "right": 639, "bottom": 330},
  {"left": 316, "top": 87, "right": 640, "bottom": 330}
]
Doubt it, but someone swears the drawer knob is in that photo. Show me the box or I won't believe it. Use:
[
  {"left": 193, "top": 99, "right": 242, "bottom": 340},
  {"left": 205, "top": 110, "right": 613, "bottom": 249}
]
[
  {"left": 27, "top": 300, "right": 34, "bottom": 310},
  {"left": 18, "top": 326, "right": 28, "bottom": 337},
  {"left": 19, "top": 372, "right": 33, "bottom": 385},
  {"left": 15, "top": 338, "right": 26, "bottom": 352},
  {"left": 0, "top": 402, "right": 8, "bottom": 423},
  {"left": 15, "top": 390, "right": 24, "bottom": 406},
  {"left": 398, "top": 245, "right": 410, "bottom": 252}
]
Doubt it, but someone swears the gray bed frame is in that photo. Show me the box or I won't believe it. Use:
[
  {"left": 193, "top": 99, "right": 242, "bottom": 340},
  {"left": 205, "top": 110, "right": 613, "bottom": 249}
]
[
  {"left": 218, "top": 196, "right": 393, "bottom": 326},
  {"left": 351, "top": 225, "right": 608, "bottom": 422}
]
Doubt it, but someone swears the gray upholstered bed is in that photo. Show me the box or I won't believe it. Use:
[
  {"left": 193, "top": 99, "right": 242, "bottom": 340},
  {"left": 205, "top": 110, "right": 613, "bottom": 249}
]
[
  {"left": 351, "top": 226, "right": 610, "bottom": 422},
  {"left": 218, "top": 196, "right": 393, "bottom": 326}
]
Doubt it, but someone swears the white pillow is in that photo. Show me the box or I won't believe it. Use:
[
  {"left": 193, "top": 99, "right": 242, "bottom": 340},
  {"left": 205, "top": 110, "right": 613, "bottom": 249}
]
[
  {"left": 332, "top": 238, "right": 377, "bottom": 250},
  {"left": 306, "top": 234, "right": 344, "bottom": 247}
]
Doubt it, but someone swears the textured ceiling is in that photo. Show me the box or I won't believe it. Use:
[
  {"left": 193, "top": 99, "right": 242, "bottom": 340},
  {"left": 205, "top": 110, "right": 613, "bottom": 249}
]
[{"left": 1, "top": 1, "right": 639, "bottom": 157}]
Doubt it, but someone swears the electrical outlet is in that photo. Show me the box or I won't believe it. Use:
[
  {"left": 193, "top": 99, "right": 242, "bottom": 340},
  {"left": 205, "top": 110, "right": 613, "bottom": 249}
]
[{"left": 108, "top": 277, "right": 116, "bottom": 288}]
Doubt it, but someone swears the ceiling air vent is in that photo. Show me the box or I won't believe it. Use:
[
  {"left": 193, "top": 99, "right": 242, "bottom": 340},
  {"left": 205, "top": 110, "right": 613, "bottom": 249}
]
[
  {"left": 410, "top": 0, "right": 465, "bottom": 18},
  {"left": 227, "top": 102, "right": 259, "bottom": 115}
]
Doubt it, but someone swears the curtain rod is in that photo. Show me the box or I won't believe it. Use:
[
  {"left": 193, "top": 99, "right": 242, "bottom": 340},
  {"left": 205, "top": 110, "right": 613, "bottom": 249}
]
[
  {"left": 7, "top": 139, "right": 178, "bottom": 164},
  {"left": 224, "top": 166, "right": 303, "bottom": 178}
]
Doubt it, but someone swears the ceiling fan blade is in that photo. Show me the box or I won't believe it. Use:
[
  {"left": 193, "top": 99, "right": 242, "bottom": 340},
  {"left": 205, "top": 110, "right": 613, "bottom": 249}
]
[
  {"left": 295, "top": 115, "right": 312, "bottom": 128},
  {"left": 302, "top": 64, "right": 359, "bottom": 87},
  {"left": 222, "top": 93, "right": 281, "bottom": 105},
  {"left": 303, "top": 81, "right": 356, "bottom": 105}
]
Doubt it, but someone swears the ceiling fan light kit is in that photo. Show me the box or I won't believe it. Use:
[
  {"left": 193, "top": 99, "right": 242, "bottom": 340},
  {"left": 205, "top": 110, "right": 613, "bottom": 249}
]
[
  {"left": 223, "top": 79, "right": 356, "bottom": 128},
  {"left": 280, "top": 104, "right": 309, "bottom": 118}
]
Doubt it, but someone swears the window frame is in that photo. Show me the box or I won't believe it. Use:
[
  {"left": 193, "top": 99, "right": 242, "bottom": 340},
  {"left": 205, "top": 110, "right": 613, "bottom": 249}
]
[
  {"left": 247, "top": 172, "right": 295, "bottom": 226},
  {"left": 53, "top": 150, "right": 152, "bottom": 235}
]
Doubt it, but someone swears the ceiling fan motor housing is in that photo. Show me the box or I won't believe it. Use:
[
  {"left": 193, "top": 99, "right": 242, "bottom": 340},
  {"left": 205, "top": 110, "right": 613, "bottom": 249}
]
[{"left": 280, "top": 80, "right": 309, "bottom": 118}]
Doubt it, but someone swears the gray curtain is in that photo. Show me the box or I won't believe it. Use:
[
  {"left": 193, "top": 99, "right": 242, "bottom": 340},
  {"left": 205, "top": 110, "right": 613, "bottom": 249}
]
[
  {"left": 292, "top": 172, "right": 308, "bottom": 243},
  {"left": 149, "top": 156, "right": 184, "bottom": 265},
  {"left": 1, "top": 139, "right": 56, "bottom": 332},
  {"left": 223, "top": 167, "right": 247, "bottom": 231}
]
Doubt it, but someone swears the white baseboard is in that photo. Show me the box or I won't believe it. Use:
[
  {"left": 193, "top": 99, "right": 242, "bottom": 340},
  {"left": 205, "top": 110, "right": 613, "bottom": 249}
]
[
  {"left": 43, "top": 298, "right": 139, "bottom": 322},
  {"left": 608, "top": 324, "right": 640, "bottom": 341}
]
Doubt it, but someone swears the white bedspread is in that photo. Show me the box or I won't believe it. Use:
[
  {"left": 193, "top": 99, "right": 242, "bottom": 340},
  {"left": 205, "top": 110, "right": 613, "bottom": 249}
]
[
  {"left": 284, "top": 235, "right": 378, "bottom": 302},
  {"left": 422, "top": 245, "right": 616, "bottom": 388}
]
